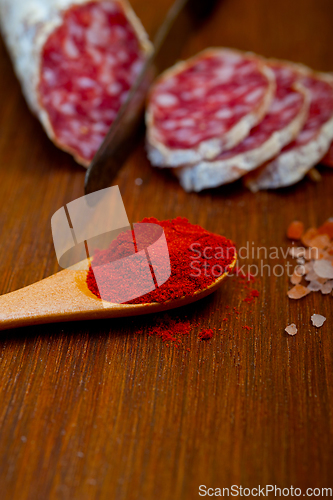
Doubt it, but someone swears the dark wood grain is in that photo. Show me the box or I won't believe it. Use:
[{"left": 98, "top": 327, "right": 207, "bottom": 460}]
[{"left": 0, "top": 0, "right": 333, "bottom": 498}]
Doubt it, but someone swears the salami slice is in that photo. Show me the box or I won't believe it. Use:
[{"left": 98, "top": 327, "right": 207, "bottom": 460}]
[
  {"left": 176, "top": 61, "right": 309, "bottom": 192},
  {"left": 245, "top": 66, "right": 333, "bottom": 191},
  {"left": 0, "top": 0, "right": 152, "bottom": 166},
  {"left": 146, "top": 48, "right": 276, "bottom": 168},
  {"left": 321, "top": 143, "right": 333, "bottom": 167}
]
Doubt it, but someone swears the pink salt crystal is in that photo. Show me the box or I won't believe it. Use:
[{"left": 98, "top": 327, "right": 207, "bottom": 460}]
[
  {"left": 305, "top": 270, "right": 320, "bottom": 282},
  {"left": 287, "top": 221, "right": 304, "bottom": 240},
  {"left": 313, "top": 259, "right": 333, "bottom": 279},
  {"left": 285, "top": 323, "right": 297, "bottom": 336},
  {"left": 307, "top": 280, "right": 322, "bottom": 292},
  {"left": 295, "top": 265, "right": 306, "bottom": 276},
  {"left": 287, "top": 285, "right": 311, "bottom": 299},
  {"left": 309, "top": 247, "right": 321, "bottom": 260},
  {"left": 317, "top": 219, "right": 333, "bottom": 238},
  {"left": 291, "top": 272, "right": 302, "bottom": 285},
  {"left": 307, "top": 248, "right": 325, "bottom": 260},
  {"left": 303, "top": 249, "right": 313, "bottom": 261},
  {"left": 297, "top": 257, "right": 305, "bottom": 265},
  {"left": 316, "top": 249, "right": 328, "bottom": 260},
  {"left": 325, "top": 252, "right": 333, "bottom": 262},
  {"left": 304, "top": 261, "right": 313, "bottom": 273},
  {"left": 321, "top": 280, "right": 333, "bottom": 295},
  {"left": 308, "top": 234, "right": 330, "bottom": 250},
  {"left": 311, "top": 314, "right": 326, "bottom": 328},
  {"left": 302, "top": 227, "right": 318, "bottom": 247}
]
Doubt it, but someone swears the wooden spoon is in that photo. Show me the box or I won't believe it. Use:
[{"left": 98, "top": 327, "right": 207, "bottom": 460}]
[{"left": 0, "top": 254, "right": 237, "bottom": 331}]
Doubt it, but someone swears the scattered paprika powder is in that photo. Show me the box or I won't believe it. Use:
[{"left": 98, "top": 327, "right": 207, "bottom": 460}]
[
  {"left": 85, "top": 217, "right": 261, "bottom": 349},
  {"left": 198, "top": 328, "right": 214, "bottom": 341}
]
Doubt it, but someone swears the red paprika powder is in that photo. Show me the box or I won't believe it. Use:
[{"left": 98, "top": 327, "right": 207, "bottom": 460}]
[
  {"left": 86, "top": 217, "right": 236, "bottom": 304},
  {"left": 198, "top": 328, "right": 214, "bottom": 341}
]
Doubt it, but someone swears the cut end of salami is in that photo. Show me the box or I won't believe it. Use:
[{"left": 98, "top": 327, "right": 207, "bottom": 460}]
[
  {"left": 146, "top": 48, "right": 276, "bottom": 168},
  {"left": 245, "top": 66, "right": 333, "bottom": 191},
  {"left": 175, "top": 61, "right": 309, "bottom": 192},
  {"left": 144, "top": 46, "right": 333, "bottom": 193},
  {"left": 38, "top": 1, "right": 151, "bottom": 166}
]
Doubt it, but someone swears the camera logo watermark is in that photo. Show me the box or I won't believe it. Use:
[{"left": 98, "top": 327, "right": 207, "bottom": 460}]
[{"left": 51, "top": 186, "right": 171, "bottom": 305}]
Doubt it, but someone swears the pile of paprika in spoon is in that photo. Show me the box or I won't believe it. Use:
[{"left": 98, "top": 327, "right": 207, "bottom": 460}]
[{"left": 86, "top": 217, "right": 236, "bottom": 304}]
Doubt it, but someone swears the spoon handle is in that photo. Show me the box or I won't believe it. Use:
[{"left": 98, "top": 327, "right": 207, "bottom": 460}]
[{"left": 0, "top": 270, "right": 107, "bottom": 331}]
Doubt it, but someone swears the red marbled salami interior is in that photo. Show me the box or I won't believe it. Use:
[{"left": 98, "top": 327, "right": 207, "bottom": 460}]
[{"left": 39, "top": 1, "right": 145, "bottom": 164}]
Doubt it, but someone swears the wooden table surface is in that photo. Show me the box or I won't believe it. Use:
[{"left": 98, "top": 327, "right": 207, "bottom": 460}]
[{"left": 0, "top": 0, "right": 333, "bottom": 498}]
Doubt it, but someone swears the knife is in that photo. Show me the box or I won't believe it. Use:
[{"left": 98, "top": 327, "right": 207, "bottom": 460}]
[{"left": 84, "top": 0, "right": 220, "bottom": 195}]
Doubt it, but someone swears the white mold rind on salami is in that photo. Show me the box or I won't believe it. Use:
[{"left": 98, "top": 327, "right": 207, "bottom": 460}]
[
  {"left": 245, "top": 64, "right": 333, "bottom": 191},
  {"left": 146, "top": 48, "right": 276, "bottom": 168},
  {"left": 0, "top": 0, "right": 152, "bottom": 166},
  {"left": 175, "top": 62, "right": 310, "bottom": 192},
  {"left": 321, "top": 142, "right": 333, "bottom": 167}
]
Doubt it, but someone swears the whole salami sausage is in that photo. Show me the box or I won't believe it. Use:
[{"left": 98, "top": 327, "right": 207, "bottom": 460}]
[
  {"left": 0, "top": 0, "right": 152, "bottom": 166},
  {"left": 146, "top": 48, "right": 276, "bottom": 168},
  {"left": 245, "top": 65, "right": 333, "bottom": 191},
  {"left": 176, "top": 61, "right": 309, "bottom": 192}
]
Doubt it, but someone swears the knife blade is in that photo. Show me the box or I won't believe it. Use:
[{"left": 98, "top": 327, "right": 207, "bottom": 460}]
[{"left": 84, "top": 0, "right": 220, "bottom": 195}]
